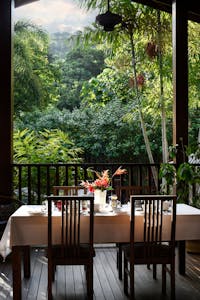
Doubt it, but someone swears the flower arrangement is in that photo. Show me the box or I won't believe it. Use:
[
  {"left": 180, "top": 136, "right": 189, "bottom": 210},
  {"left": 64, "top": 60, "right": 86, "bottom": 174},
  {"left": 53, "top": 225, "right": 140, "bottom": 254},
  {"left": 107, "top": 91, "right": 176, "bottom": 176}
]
[{"left": 80, "top": 166, "right": 127, "bottom": 192}]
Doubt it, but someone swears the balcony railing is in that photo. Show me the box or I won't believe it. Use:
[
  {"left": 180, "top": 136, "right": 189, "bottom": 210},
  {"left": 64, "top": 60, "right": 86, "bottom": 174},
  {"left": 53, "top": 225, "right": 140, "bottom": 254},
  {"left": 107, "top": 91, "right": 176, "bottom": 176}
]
[
  {"left": 12, "top": 162, "right": 200, "bottom": 206},
  {"left": 12, "top": 163, "right": 160, "bottom": 204}
]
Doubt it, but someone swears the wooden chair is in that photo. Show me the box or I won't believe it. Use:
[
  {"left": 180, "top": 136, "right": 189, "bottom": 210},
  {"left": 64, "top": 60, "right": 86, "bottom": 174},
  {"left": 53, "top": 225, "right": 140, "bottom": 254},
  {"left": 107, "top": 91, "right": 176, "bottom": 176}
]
[
  {"left": 47, "top": 194, "right": 94, "bottom": 299},
  {"left": 115, "top": 185, "right": 150, "bottom": 280},
  {"left": 53, "top": 185, "right": 87, "bottom": 196},
  {"left": 123, "top": 195, "right": 176, "bottom": 299},
  {"left": 115, "top": 185, "right": 148, "bottom": 204}
]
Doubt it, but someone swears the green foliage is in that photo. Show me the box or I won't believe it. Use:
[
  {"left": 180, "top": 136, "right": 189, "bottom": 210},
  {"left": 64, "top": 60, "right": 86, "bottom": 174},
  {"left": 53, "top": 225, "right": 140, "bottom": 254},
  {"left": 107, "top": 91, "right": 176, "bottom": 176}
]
[
  {"left": 57, "top": 46, "right": 105, "bottom": 110},
  {"left": 14, "top": 20, "right": 60, "bottom": 114},
  {"left": 13, "top": 128, "right": 83, "bottom": 164},
  {"left": 13, "top": 3, "right": 200, "bottom": 167},
  {"left": 13, "top": 128, "right": 84, "bottom": 201},
  {"left": 176, "top": 163, "right": 200, "bottom": 204},
  {"left": 159, "top": 163, "right": 176, "bottom": 186},
  {"left": 81, "top": 67, "right": 134, "bottom": 105},
  {"left": 177, "top": 163, "right": 196, "bottom": 183},
  {"left": 159, "top": 143, "right": 200, "bottom": 204}
]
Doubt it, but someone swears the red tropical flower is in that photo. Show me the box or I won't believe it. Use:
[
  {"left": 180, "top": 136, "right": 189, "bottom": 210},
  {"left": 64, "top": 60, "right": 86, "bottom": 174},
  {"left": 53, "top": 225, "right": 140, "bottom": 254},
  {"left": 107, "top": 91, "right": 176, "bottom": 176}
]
[{"left": 80, "top": 166, "right": 127, "bottom": 192}]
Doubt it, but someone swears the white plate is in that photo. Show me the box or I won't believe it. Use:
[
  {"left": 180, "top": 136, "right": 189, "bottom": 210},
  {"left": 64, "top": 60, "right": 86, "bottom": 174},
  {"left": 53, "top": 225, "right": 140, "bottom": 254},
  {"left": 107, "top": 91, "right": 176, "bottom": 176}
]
[
  {"left": 97, "top": 206, "right": 113, "bottom": 214},
  {"left": 28, "top": 210, "right": 44, "bottom": 216}
]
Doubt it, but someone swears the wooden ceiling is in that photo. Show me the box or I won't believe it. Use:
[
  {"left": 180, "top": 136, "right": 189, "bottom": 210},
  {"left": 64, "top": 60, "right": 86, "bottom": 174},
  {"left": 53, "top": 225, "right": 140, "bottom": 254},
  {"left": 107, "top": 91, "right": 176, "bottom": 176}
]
[{"left": 131, "top": 0, "right": 200, "bottom": 23}]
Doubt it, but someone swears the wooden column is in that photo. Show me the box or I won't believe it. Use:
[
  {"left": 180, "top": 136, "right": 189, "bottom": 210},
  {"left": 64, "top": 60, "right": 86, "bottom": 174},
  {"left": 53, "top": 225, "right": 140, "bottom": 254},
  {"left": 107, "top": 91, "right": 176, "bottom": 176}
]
[
  {"left": 0, "top": 0, "right": 13, "bottom": 197},
  {"left": 172, "top": 0, "right": 188, "bottom": 164},
  {"left": 172, "top": 1, "right": 188, "bottom": 276}
]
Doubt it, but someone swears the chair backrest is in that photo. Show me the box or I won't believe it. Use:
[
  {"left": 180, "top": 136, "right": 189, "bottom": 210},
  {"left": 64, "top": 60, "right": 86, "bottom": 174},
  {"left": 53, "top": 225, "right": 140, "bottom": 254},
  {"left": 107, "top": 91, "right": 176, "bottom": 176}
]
[
  {"left": 47, "top": 195, "right": 94, "bottom": 258},
  {"left": 130, "top": 195, "right": 176, "bottom": 247},
  {"left": 53, "top": 186, "right": 87, "bottom": 196},
  {"left": 115, "top": 186, "right": 150, "bottom": 204}
]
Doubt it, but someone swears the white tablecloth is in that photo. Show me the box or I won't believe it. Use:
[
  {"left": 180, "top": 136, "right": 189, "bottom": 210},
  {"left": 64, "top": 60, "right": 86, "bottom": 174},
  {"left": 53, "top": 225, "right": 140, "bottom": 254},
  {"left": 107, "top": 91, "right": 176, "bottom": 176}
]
[{"left": 0, "top": 203, "right": 200, "bottom": 260}]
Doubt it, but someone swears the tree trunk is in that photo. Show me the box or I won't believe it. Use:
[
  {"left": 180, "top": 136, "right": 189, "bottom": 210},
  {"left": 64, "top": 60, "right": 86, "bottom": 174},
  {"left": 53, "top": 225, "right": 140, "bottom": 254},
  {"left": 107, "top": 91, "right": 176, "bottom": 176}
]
[
  {"left": 129, "top": 26, "right": 158, "bottom": 190},
  {"left": 157, "top": 10, "right": 169, "bottom": 163}
]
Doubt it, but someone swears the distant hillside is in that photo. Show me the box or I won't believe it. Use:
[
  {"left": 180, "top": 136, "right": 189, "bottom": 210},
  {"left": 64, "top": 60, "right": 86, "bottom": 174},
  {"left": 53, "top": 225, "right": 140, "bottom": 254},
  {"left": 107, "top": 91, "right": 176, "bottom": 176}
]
[{"left": 49, "top": 31, "right": 73, "bottom": 59}]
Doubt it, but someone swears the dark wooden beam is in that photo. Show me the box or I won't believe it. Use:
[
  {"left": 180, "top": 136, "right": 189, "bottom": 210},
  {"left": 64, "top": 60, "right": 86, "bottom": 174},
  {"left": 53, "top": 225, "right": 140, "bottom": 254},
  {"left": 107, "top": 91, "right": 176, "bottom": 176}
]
[
  {"left": 172, "top": 0, "right": 188, "bottom": 164},
  {"left": 0, "top": 0, "right": 13, "bottom": 197},
  {"left": 14, "top": 0, "right": 39, "bottom": 8},
  {"left": 131, "top": 0, "right": 200, "bottom": 23}
]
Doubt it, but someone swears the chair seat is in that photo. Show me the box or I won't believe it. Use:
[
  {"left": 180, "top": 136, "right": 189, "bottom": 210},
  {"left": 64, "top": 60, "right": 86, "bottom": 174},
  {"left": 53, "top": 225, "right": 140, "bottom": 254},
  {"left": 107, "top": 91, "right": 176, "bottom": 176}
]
[
  {"left": 51, "top": 244, "right": 95, "bottom": 263},
  {"left": 123, "top": 242, "right": 174, "bottom": 263}
]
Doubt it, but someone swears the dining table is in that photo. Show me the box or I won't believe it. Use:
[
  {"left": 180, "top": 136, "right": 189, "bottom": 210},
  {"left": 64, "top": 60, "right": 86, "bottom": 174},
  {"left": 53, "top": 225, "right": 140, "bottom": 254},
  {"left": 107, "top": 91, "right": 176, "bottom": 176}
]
[{"left": 0, "top": 202, "right": 200, "bottom": 300}]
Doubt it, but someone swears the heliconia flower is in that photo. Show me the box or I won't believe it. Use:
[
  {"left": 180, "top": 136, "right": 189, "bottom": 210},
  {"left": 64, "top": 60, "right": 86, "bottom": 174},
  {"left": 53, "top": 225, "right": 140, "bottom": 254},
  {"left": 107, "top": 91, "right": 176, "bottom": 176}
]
[
  {"left": 146, "top": 41, "right": 158, "bottom": 59},
  {"left": 136, "top": 74, "right": 145, "bottom": 87},
  {"left": 112, "top": 166, "right": 127, "bottom": 177},
  {"left": 80, "top": 166, "right": 127, "bottom": 192},
  {"left": 88, "top": 186, "right": 95, "bottom": 193}
]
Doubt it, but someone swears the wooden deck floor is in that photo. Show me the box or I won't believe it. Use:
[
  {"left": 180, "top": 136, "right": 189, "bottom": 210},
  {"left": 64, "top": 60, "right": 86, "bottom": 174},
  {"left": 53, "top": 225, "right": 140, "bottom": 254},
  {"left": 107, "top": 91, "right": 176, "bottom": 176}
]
[{"left": 0, "top": 245, "right": 200, "bottom": 299}]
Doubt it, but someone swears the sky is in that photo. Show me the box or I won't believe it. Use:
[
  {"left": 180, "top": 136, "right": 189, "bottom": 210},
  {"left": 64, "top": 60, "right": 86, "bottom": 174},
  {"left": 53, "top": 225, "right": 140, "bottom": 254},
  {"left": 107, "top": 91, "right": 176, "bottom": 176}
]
[{"left": 13, "top": 0, "right": 97, "bottom": 34}]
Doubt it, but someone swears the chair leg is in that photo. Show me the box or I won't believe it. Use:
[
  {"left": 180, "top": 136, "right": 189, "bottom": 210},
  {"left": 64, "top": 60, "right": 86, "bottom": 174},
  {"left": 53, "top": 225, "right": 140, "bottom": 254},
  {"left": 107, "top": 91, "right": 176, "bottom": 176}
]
[
  {"left": 171, "top": 261, "right": 176, "bottom": 300},
  {"left": 147, "top": 264, "right": 156, "bottom": 279},
  {"left": 129, "top": 261, "right": 135, "bottom": 300},
  {"left": 118, "top": 243, "right": 122, "bottom": 280},
  {"left": 86, "top": 263, "right": 93, "bottom": 299},
  {"left": 48, "top": 259, "right": 53, "bottom": 300},
  {"left": 153, "top": 264, "right": 157, "bottom": 279},
  {"left": 162, "top": 264, "right": 166, "bottom": 294},
  {"left": 123, "top": 255, "right": 128, "bottom": 296},
  {"left": 116, "top": 243, "right": 119, "bottom": 269}
]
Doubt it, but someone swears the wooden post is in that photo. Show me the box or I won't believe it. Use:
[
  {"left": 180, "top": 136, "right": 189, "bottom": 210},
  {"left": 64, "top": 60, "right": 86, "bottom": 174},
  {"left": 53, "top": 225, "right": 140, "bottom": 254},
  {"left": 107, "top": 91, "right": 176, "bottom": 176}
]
[
  {"left": 0, "top": 0, "right": 13, "bottom": 198},
  {"left": 172, "top": 1, "right": 188, "bottom": 164},
  {"left": 172, "top": 0, "right": 188, "bottom": 275}
]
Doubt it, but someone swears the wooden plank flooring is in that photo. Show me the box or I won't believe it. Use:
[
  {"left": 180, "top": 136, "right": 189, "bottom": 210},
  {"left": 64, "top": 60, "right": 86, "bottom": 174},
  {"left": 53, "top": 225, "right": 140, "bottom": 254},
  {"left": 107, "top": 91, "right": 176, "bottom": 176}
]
[{"left": 0, "top": 245, "right": 200, "bottom": 299}]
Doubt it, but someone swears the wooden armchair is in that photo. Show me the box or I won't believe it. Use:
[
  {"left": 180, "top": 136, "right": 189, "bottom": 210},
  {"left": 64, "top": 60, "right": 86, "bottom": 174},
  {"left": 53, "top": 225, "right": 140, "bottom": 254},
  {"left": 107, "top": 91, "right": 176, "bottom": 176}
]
[
  {"left": 123, "top": 195, "right": 176, "bottom": 299},
  {"left": 47, "top": 194, "right": 94, "bottom": 299},
  {"left": 115, "top": 185, "right": 144, "bottom": 204}
]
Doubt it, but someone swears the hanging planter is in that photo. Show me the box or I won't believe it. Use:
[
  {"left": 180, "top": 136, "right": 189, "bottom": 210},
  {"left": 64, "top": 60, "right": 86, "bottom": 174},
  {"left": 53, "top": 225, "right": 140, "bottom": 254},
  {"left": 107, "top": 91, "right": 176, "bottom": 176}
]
[{"left": 95, "top": 0, "right": 122, "bottom": 31}]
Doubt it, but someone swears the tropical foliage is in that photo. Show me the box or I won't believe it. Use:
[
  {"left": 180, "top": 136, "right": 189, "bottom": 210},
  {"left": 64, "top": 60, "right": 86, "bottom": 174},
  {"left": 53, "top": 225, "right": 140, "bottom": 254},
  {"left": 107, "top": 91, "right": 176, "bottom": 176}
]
[
  {"left": 14, "top": 20, "right": 60, "bottom": 114},
  {"left": 13, "top": 128, "right": 83, "bottom": 164},
  {"left": 13, "top": 1, "right": 200, "bottom": 167}
]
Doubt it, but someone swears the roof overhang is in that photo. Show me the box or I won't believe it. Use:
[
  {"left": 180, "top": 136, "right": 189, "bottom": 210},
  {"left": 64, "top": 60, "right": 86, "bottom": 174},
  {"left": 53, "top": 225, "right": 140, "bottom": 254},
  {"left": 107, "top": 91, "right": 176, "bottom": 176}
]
[
  {"left": 14, "top": 0, "right": 39, "bottom": 8},
  {"left": 131, "top": 0, "right": 200, "bottom": 23},
  {"left": 14, "top": 1, "right": 200, "bottom": 23}
]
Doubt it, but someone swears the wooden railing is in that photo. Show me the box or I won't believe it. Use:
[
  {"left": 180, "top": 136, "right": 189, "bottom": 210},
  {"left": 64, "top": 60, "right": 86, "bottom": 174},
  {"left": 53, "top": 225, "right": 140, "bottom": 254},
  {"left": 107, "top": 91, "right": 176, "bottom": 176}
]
[
  {"left": 12, "top": 163, "right": 160, "bottom": 204},
  {"left": 10, "top": 162, "right": 200, "bottom": 206}
]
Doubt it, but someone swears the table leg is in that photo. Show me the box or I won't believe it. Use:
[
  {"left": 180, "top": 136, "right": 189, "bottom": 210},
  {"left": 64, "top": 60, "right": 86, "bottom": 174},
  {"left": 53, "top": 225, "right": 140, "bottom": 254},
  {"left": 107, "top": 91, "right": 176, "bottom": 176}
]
[
  {"left": 22, "top": 245, "right": 30, "bottom": 278},
  {"left": 12, "top": 246, "right": 22, "bottom": 300},
  {"left": 178, "top": 240, "right": 185, "bottom": 275}
]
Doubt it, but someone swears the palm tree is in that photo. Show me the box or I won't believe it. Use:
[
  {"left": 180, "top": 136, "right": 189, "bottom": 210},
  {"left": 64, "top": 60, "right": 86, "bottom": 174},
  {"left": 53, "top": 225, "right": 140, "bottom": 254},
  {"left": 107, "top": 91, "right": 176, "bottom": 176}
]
[{"left": 14, "top": 20, "right": 58, "bottom": 114}]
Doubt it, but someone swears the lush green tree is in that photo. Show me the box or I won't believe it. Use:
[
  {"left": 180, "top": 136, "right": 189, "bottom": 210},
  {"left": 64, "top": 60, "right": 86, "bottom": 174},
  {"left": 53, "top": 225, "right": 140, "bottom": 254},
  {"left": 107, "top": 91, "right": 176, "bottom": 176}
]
[
  {"left": 78, "top": 0, "right": 173, "bottom": 187},
  {"left": 14, "top": 20, "right": 60, "bottom": 115},
  {"left": 13, "top": 3, "right": 199, "bottom": 166},
  {"left": 57, "top": 47, "right": 105, "bottom": 110},
  {"left": 14, "top": 107, "right": 68, "bottom": 132}
]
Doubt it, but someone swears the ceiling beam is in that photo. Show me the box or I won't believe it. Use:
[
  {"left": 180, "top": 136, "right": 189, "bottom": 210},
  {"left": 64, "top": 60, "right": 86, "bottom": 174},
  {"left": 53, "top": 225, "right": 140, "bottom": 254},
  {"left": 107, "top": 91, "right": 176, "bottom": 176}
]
[
  {"left": 14, "top": 0, "right": 39, "bottom": 8},
  {"left": 131, "top": 0, "right": 200, "bottom": 23}
]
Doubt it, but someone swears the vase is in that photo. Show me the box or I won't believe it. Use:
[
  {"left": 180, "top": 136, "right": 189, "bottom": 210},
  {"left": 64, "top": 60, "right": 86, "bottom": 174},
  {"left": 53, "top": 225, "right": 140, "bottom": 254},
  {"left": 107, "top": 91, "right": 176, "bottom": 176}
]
[{"left": 94, "top": 189, "right": 107, "bottom": 210}]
